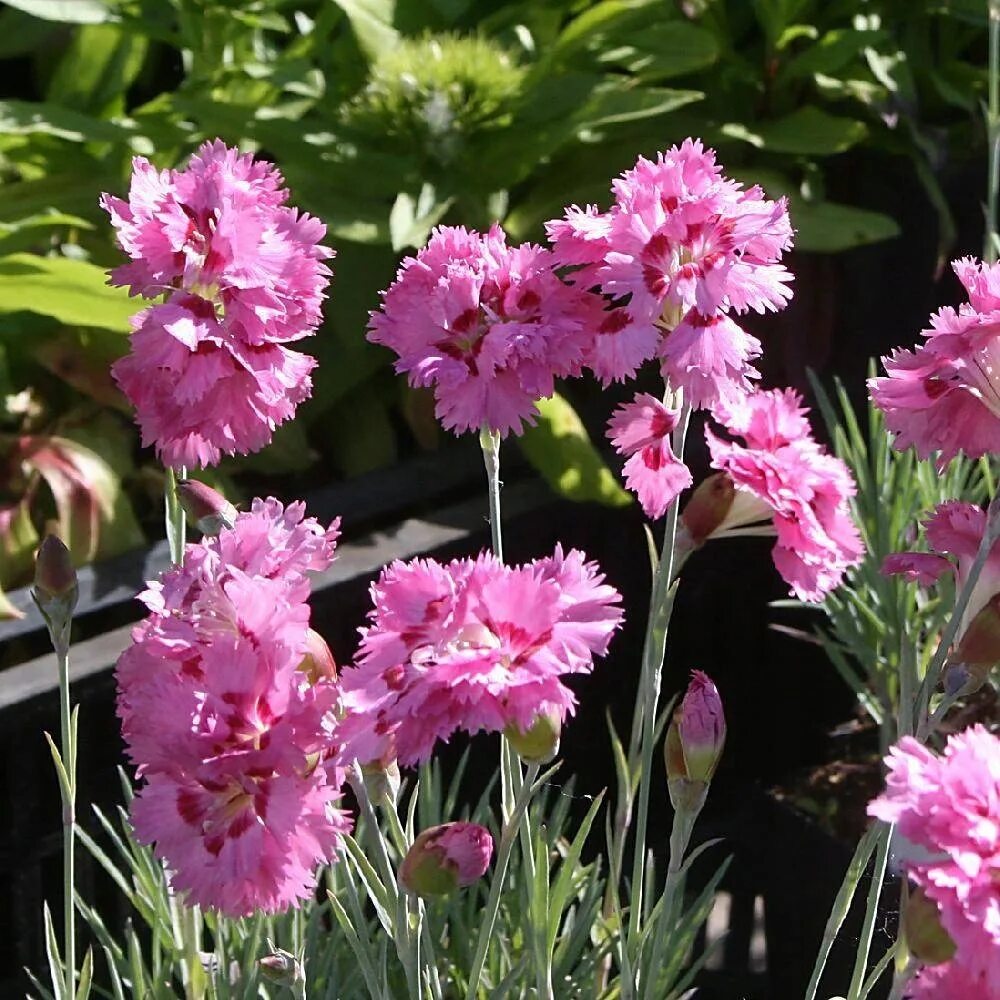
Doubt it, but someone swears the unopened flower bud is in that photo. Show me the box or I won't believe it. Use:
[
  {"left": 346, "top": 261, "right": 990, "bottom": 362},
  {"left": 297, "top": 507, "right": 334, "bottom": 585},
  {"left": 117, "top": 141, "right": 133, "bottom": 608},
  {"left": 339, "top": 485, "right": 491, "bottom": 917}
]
[
  {"left": 175, "top": 479, "right": 237, "bottom": 536},
  {"left": 955, "top": 593, "right": 1000, "bottom": 668},
  {"left": 360, "top": 759, "right": 401, "bottom": 807},
  {"left": 400, "top": 822, "right": 493, "bottom": 898},
  {"left": 259, "top": 940, "right": 304, "bottom": 988},
  {"left": 904, "top": 887, "right": 956, "bottom": 965},
  {"left": 504, "top": 710, "right": 561, "bottom": 763},
  {"left": 666, "top": 670, "right": 726, "bottom": 783},
  {"left": 32, "top": 535, "right": 78, "bottom": 647},
  {"left": 681, "top": 473, "right": 735, "bottom": 543},
  {"left": 299, "top": 628, "right": 337, "bottom": 684}
]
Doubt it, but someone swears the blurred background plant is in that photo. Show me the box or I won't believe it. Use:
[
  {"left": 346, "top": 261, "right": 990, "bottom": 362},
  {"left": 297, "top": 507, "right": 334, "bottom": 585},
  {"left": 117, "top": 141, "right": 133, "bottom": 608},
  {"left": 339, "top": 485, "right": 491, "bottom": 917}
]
[{"left": 0, "top": 0, "right": 990, "bottom": 613}]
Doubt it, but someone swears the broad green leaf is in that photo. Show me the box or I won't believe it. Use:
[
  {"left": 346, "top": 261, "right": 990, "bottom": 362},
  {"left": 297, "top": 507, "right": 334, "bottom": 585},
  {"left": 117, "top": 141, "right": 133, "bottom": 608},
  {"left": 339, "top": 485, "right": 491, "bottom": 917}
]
[
  {"left": 518, "top": 392, "right": 632, "bottom": 507},
  {"left": 331, "top": 0, "right": 399, "bottom": 61},
  {"left": 47, "top": 23, "right": 148, "bottom": 115},
  {"left": 778, "top": 29, "right": 887, "bottom": 82},
  {"left": 723, "top": 106, "right": 868, "bottom": 155},
  {"left": 575, "top": 82, "right": 703, "bottom": 129},
  {"left": 0, "top": 253, "right": 134, "bottom": 331},
  {"left": 0, "top": 99, "right": 129, "bottom": 142},
  {"left": 553, "top": 0, "right": 662, "bottom": 59},
  {"left": 2, "top": 0, "right": 115, "bottom": 23},
  {"left": 596, "top": 22, "right": 719, "bottom": 80},
  {"left": 793, "top": 200, "right": 900, "bottom": 253},
  {"left": 223, "top": 418, "right": 318, "bottom": 475},
  {"left": 327, "top": 390, "right": 397, "bottom": 476}
]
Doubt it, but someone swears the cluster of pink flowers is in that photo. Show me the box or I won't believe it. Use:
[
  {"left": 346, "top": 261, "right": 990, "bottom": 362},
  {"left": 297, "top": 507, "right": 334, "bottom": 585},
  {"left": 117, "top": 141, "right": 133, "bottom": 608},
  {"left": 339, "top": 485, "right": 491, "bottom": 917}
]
[
  {"left": 369, "top": 223, "right": 595, "bottom": 437},
  {"left": 103, "top": 141, "right": 332, "bottom": 468},
  {"left": 870, "top": 257, "right": 1000, "bottom": 467},
  {"left": 335, "top": 546, "right": 623, "bottom": 766},
  {"left": 868, "top": 727, "right": 1000, "bottom": 997},
  {"left": 116, "top": 498, "right": 350, "bottom": 916},
  {"left": 546, "top": 138, "right": 792, "bottom": 409}
]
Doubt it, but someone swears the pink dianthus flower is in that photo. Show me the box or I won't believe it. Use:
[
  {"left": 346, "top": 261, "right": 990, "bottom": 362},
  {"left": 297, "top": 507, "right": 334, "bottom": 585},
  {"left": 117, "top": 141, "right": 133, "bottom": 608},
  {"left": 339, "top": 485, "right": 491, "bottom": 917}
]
[
  {"left": 606, "top": 392, "right": 692, "bottom": 519},
  {"left": 335, "top": 546, "right": 623, "bottom": 767},
  {"left": 116, "top": 498, "right": 349, "bottom": 916},
  {"left": 868, "top": 727, "right": 1000, "bottom": 992},
  {"left": 870, "top": 257, "right": 1000, "bottom": 467},
  {"left": 687, "top": 389, "right": 862, "bottom": 601},
  {"left": 102, "top": 141, "right": 332, "bottom": 467},
  {"left": 369, "top": 224, "right": 595, "bottom": 437},
  {"left": 546, "top": 138, "right": 792, "bottom": 405}
]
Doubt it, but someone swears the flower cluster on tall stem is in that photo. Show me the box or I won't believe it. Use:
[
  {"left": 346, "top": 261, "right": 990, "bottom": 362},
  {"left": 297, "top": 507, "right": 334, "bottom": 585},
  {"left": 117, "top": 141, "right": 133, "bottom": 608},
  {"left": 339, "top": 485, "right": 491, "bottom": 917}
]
[
  {"left": 116, "top": 499, "right": 350, "bottom": 916},
  {"left": 546, "top": 138, "right": 792, "bottom": 411},
  {"left": 102, "top": 141, "right": 332, "bottom": 468}
]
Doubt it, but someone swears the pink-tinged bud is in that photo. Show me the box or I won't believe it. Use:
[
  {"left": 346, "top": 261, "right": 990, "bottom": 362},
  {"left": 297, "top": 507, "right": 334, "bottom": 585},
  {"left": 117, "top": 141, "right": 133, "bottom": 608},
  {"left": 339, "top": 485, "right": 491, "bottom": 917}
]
[
  {"left": 665, "top": 670, "right": 726, "bottom": 785},
  {"left": 175, "top": 479, "right": 237, "bottom": 536},
  {"left": 299, "top": 628, "right": 337, "bottom": 684},
  {"left": 504, "top": 710, "right": 561, "bottom": 763},
  {"left": 955, "top": 593, "right": 1000, "bottom": 667},
  {"left": 360, "top": 759, "right": 401, "bottom": 807},
  {"left": 32, "top": 535, "right": 78, "bottom": 647},
  {"left": 259, "top": 940, "right": 304, "bottom": 988},
  {"left": 400, "top": 822, "right": 493, "bottom": 898},
  {"left": 904, "top": 887, "right": 956, "bottom": 965},
  {"left": 33, "top": 535, "right": 78, "bottom": 603},
  {"left": 681, "top": 473, "right": 735, "bottom": 543}
]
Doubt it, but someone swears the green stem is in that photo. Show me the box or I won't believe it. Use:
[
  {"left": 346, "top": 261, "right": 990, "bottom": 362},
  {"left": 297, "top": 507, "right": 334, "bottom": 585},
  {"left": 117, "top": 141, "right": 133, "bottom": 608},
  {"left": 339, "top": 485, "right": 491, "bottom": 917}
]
[
  {"left": 626, "top": 402, "right": 692, "bottom": 956},
  {"left": 464, "top": 763, "right": 541, "bottom": 1000},
  {"left": 57, "top": 643, "right": 75, "bottom": 999},
  {"left": 165, "top": 467, "right": 187, "bottom": 566},
  {"left": 642, "top": 804, "right": 698, "bottom": 999},
  {"left": 804, "top": 823, "right": 886, "bottom": 1000},
  {"left": 479, "top": 427, "right": 503, "bottom": 564},
  {"left": 847, "top": 823, "right": 892, "bottom": 1000}
]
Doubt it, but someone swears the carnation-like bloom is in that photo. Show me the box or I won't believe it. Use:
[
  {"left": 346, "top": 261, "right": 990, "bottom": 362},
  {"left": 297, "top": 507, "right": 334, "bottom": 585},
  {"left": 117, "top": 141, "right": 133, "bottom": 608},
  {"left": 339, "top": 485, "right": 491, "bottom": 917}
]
[
  {"left": 606, "top": 392, "right": 692, "bottom": 519},
  {"left": 868, "top": 727, "right": 1000, "bottom": 993},
  {"left": 870, "top": 257, "right": 1000, "bottom": 466},
  {"left": 112, "top": 296, "right": 316, "bottom": 468},
  {"left": 102, "top": 141, "right": 332, "bottom": 467},
  {"left": 116, "top": 498, "right": 349, "bottom": 916},
  {"left": 369, "top": 223, "right": 595, "bottom": 437},
  {"left": 335, "top": 546, "right": 623, "bottom": 766},
  {"left": 683, "top": 389, "right": 863, "bottom": 601},
  {"left": 883, "top": 501, "right": 1000, "bottom": 666},
  {"left": 546, "top": 138, "right": 792, "bottom": 406},
  {"left": 400, "top": 822, "right": 493, "bottom": 897}
]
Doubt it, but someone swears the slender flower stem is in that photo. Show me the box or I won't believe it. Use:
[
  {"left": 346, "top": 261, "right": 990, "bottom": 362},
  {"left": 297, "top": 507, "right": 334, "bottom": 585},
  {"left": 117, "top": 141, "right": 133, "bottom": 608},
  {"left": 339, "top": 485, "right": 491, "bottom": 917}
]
[
  {"left": 626, "top": 401, "right": 692, "bottom": 960},
  {"left": 986, "top": 0, "right": 1000, "bottom": 263},
  {"left": 479, "top": 427, "right": 503, "bottom": 563},
  {"left": 57, "top": 643, "right": 75, "bottom": 998},
  {"left": 642, "top": 805, "right": 698, "bottom": 999},
  {"left": 464, "top": 763, "right": 542, "bottom": 1000},
  {"left": 165, "top": 466, "right": 188, "bottom": 565},
  {"left": 847, "top": 823, "right": 893, "bottom": 1000}
]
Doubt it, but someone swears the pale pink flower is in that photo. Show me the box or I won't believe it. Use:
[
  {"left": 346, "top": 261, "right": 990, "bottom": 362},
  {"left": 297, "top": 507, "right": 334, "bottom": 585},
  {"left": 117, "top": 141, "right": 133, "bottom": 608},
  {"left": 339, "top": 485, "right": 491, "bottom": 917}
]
[
  {"left": 369, "top": 223, "right": 595, "bottom": 437},
  {"left": 336, "top": 547, "right": 623, "bottom": 767},
  {"left": 400, "top": 822, "right": 493, "bottom": 896},
  {"left": 111, "top": 296, "right": 315, "bottom": 469},
  {"left": 868, "top": 727, "right": 1000, "bottom": 990},
  {"left": 116, "top": 499, "right": 349, "bottom": 916},
  {"left": 546, "top": 138, "right": 792, "bottom": 399},
  {"left": 696, "top": 389, "right": 863, "bottom": 601},
  {"left": 870, "top": 257, "right": 1000, "bottom": 466},
  {"left": 606, "top": 393, "right": 692, "bottom": 519},
  {"left": 102, "top": 141, "right": 331, "bottom": 466}
]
